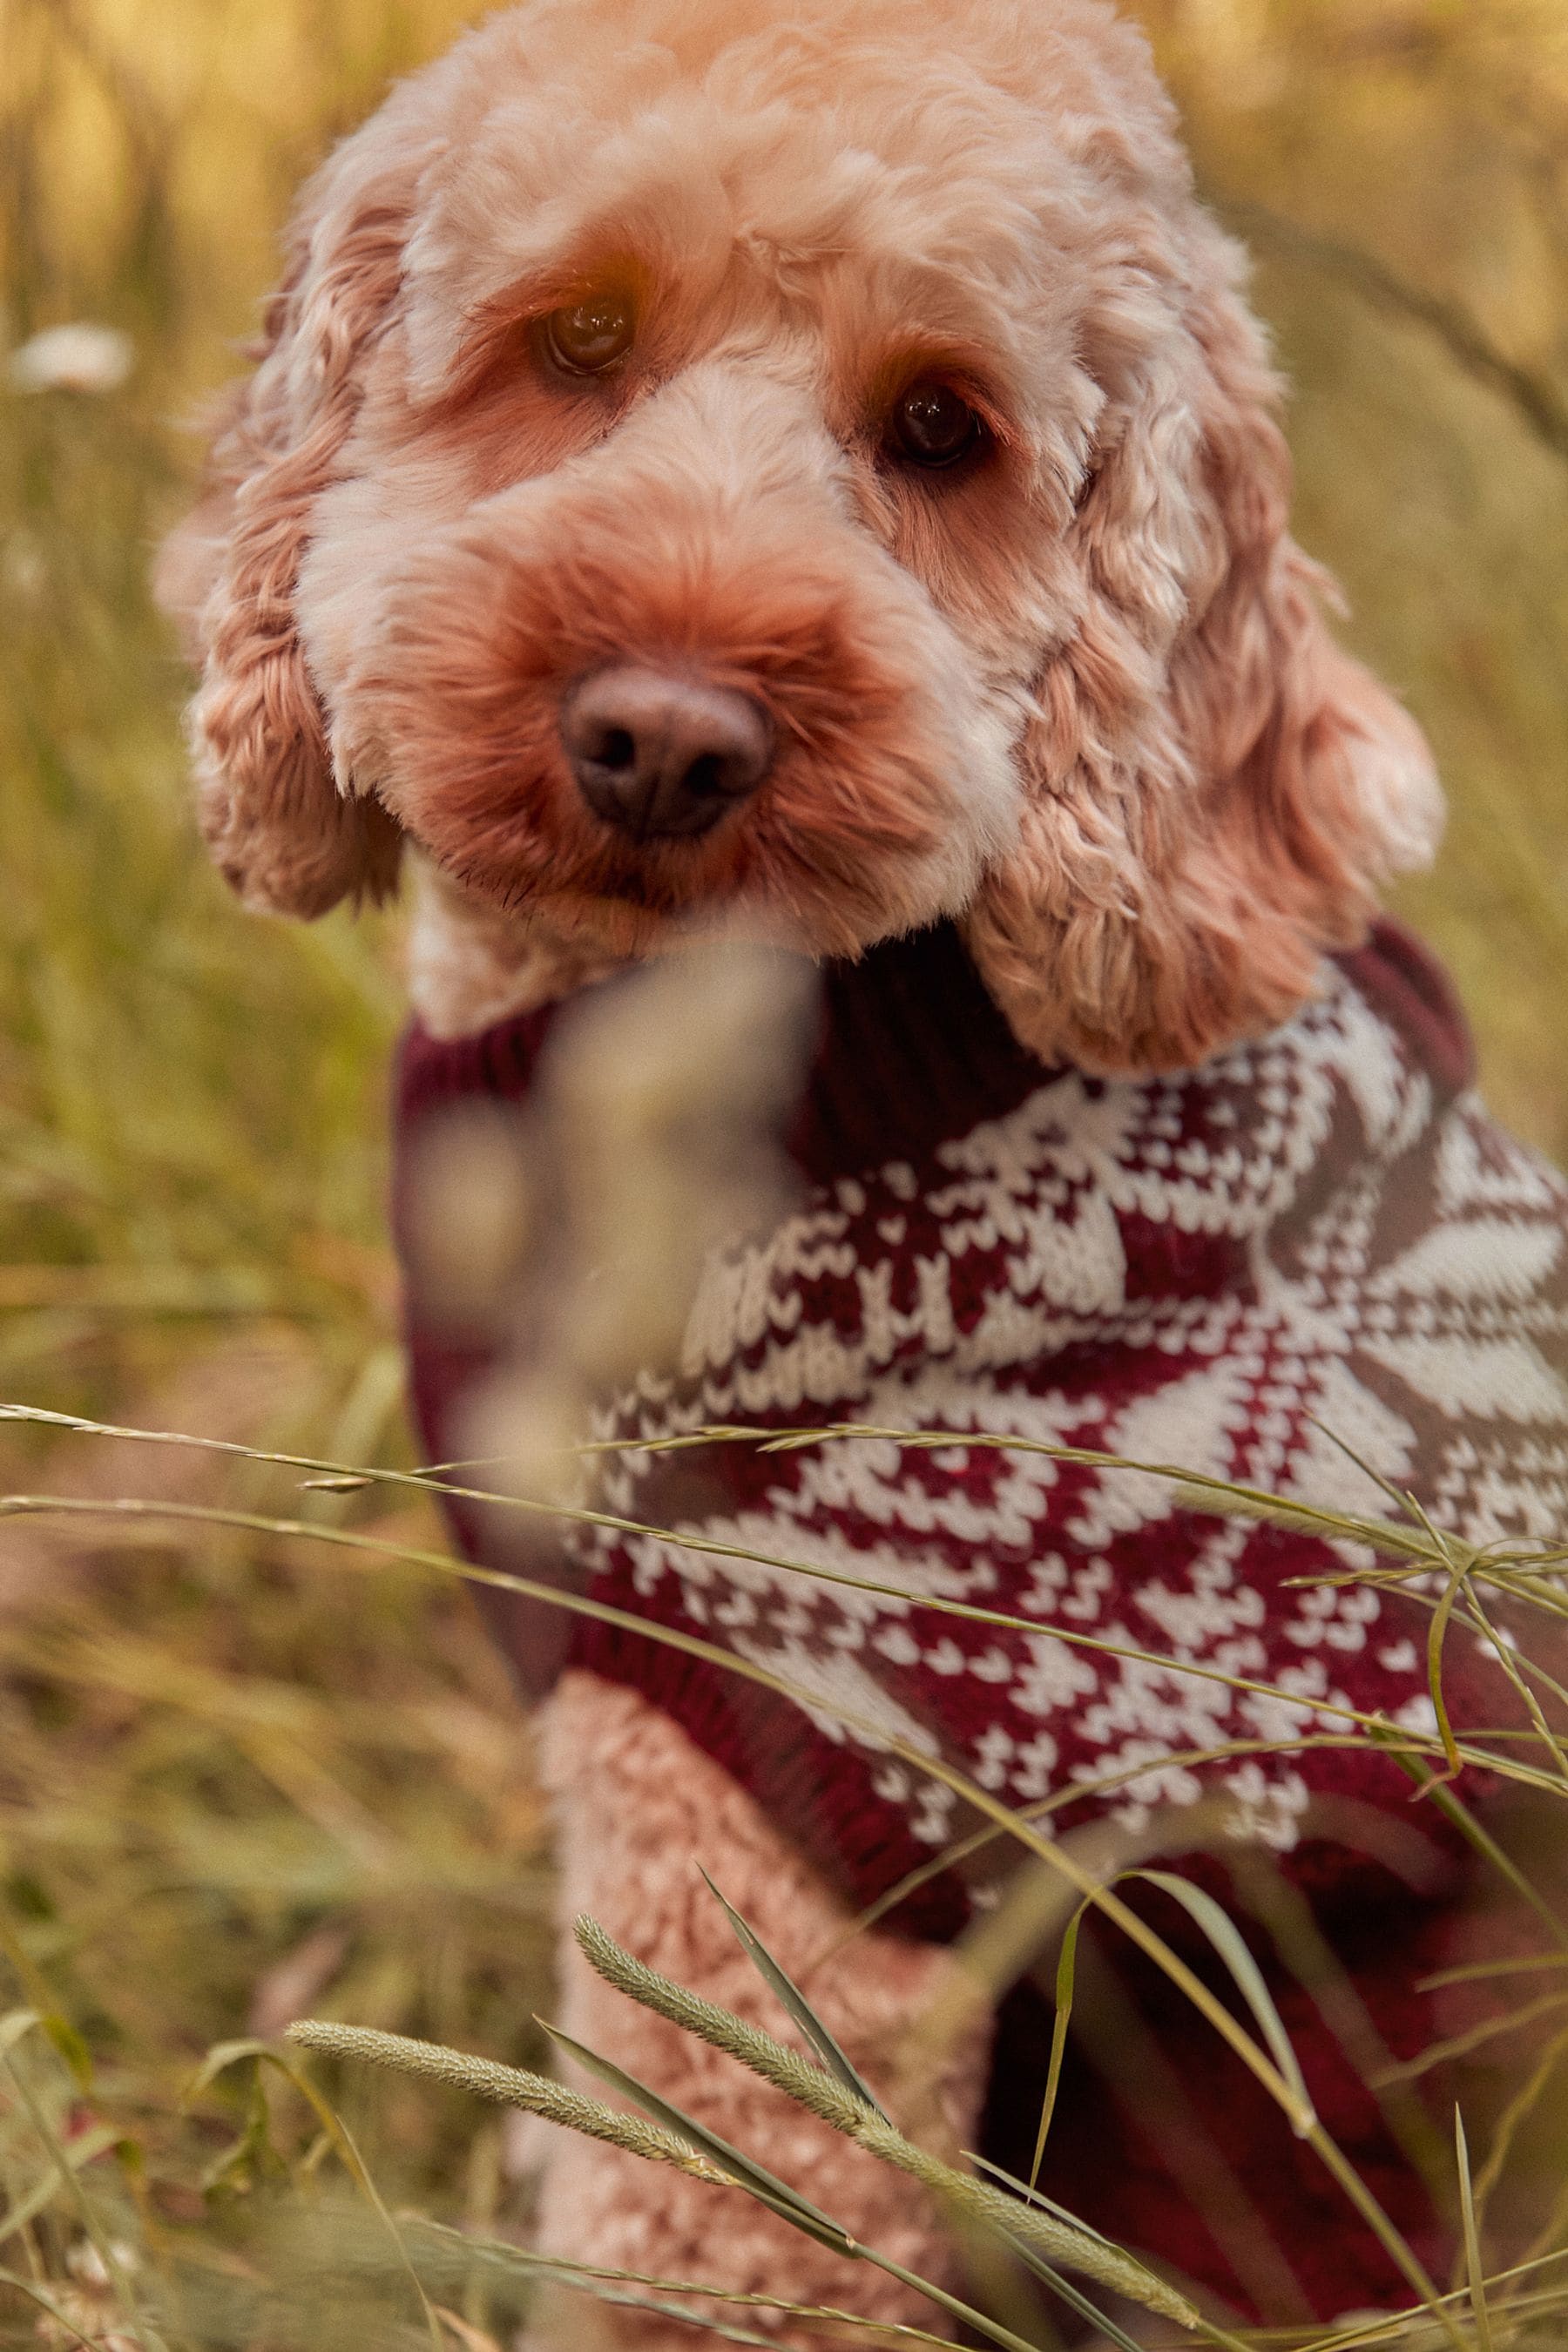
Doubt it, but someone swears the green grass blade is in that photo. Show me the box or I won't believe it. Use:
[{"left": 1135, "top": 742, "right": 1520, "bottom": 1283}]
[
  {"left": 536, "top": 2018, "right": 857, "bottom": 2254},
  {"left": 1029, "top": 1902, "right": 1089, "bottom": 2191},
  {"left": 1132, "top": 1871, "right": 1317, "bottom": 2137},
  {"left": 698, "top": 1868, "right": 887, "bottom": 2117},
  {"left": 537, "top": 2022, "right": 1109, "bottom": 2352},
  {"left": 1454, "top": 2107, "right": 1495, "bottom": 2352}
]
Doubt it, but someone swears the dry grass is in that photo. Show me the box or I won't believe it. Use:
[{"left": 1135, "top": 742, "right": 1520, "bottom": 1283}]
[
  {"left": 2, "top": 0, "right": 1566, "bottom": 2344},
  {"left": 8, "top": 1416, "right": 1568, "bottom": 2347}
]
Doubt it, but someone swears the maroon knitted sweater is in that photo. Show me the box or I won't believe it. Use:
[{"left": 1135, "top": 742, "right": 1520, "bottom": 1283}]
[{"left": 395, "top": 920, "right": 1568, "bottom": 2323}]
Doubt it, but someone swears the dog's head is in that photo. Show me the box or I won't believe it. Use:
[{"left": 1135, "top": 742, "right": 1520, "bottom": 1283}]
[{"left": 160, "top": 0, "right": 1441, "bottom": 1071}]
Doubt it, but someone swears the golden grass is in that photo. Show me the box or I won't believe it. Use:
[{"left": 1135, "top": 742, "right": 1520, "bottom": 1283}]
[{"left": 7, "top": 1414, "right": 1568, "bottom": 2346}]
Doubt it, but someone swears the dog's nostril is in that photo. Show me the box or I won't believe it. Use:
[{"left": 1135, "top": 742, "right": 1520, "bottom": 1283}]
[
  {"left": 682, "top": 752, "right": 726, "bottom": 801},
  {"left": 560, "top": 666, "right": 774, "bottom": 841}
]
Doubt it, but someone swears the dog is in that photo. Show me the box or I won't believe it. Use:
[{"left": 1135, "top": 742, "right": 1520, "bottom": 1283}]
[{"left": 159, "top": 0, "right": 1568, "bottom": 2337}]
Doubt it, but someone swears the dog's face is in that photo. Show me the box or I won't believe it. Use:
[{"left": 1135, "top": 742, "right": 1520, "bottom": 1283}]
[{"left": 162, "top": 0, "right": 1442, "bottom": 1071}]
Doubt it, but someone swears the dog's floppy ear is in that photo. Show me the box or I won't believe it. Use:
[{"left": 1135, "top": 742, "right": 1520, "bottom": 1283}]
[
  {"left": 966, "top": 217, "right": 1442, "bottom": 1075},
  {"left": 157, "top": 116, "right": 435, "bottom": 917}
]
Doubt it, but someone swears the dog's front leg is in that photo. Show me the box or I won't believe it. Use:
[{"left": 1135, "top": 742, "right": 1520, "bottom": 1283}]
[{"left": 525, "top": 1670, "right": 991, "bottom": 2350}]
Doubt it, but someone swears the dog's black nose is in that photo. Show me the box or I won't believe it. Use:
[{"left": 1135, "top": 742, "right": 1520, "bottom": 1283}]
[{"left": 561, "top": 666, "right": 774, "bottom": 840}]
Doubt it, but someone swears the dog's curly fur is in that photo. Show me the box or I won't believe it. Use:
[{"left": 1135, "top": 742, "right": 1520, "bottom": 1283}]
[
  {"left": 162, "top": 0, "right": 1440, "bottom": 1065},
  {"left": 161, "top": 3, "right": 1453, "bottom": 2340},
  {"left": 529, "top": 1673, "right": 990, "bottom": 2350}
]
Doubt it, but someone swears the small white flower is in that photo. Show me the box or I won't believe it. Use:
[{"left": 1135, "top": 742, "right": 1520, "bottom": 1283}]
[{"left": 7, "top": 322, "right": 134, "bottom": 395}]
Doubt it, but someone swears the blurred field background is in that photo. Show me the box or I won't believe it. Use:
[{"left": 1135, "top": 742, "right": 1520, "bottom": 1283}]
[{"left": 0, "top": 0, "right": 1565, "bottom": 2343}]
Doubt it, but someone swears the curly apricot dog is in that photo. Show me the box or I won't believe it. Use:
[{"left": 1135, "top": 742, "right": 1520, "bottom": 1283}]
[{"left": 162, "top": 1, "right": 1568, "bottom": 2338}]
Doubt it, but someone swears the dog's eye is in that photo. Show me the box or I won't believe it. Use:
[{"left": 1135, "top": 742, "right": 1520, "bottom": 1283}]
[
  {"left": 540, "top": 293, "right": 635, "bottom": 376},
  {"left": 886, "top": 377, "right": 982, "bottom": 469}
]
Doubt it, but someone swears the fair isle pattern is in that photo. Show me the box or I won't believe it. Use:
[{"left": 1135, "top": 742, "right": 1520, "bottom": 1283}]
[{"left": 565, "top": 950, "right": 1568, "bottom": 1888}]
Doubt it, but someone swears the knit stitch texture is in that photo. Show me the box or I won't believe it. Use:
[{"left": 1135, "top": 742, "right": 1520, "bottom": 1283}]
[{"left": 395, "top": 918, "right": 1568, "bottom": 2318}]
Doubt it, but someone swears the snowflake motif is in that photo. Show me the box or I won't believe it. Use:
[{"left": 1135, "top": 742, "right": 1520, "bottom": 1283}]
[{"left": 571, "top": 960, "right": 1568, "bottom": 1870}]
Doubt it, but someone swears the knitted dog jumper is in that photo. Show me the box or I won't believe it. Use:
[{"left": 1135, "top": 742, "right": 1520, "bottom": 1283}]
[{"left": 396, "top": 919, "right": 1568, "bottom": 2322}]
